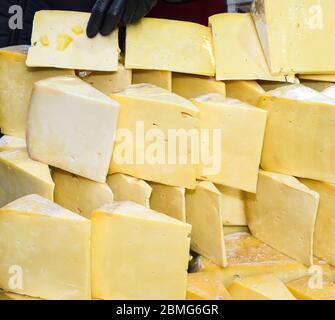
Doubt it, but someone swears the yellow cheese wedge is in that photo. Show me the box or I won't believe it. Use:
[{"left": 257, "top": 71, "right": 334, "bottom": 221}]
[
  {"left": 193, "top": 95, "right": 267, "bottom": 193},
  {"left": 0, "top": 149, "right": 54, "bottom": 207},
  {"left": 258, "top": 84, "right": 335, "bottom": 183},
  {"left": 209, "top": 13, "right": 292, "bottom": 82},
  {"left": 172, "top": 74, "right": 226, "bottom": 99},
  {"left": 228, "top": 274, "right": 296, "bottom": 300},
  {"left": 27, "top": 76, "right": 120, "bottom": 183},
  {"left": 299, "top": 74, "right": 335, "bottom": 82},
  {"left": 52, "top": 169, "right": 114, "bottom": 219},
  {"left": 225, "top": 80, "right": 265, "bottom": 106},
  {"left": 299, "top": 80, "right": 334, "bottom": 92},
  {"left": 132, "top": 70, "right": 172, "bottom": 91},
  {"left": 0, "top": 194, "right": 91, "bottom": 300},
  {"left": 0, "top": 135, "right": 26, "bottom": 152},
  {"left": 109, "top": 84, "right": 199, "bottom": 189},
  {"left": 252, "top": 0, "right": 335, "bottom": 75},
  {"left": 187, "top": 272, "right": 231, "bottom": 300},
  {"left": 107, "top": 173, "right": 152, "bottom": 208},
  {"left": 91, "top": 201, "right": 191, "bottom": 300},
  {"left": 246, "top": 170, "right": 319, "bottom": 266},
  {"left": 322, "top": 85, "right": 335, "bottom": 99},
  {"left": 126, "top": 18, "right": 215, "bottom": 76},
  {"left": 223, "top": 226, "right": 249, "bottom": 236},
  {"left": 149, "top": 182, "right": 186, "bottom": 222},
  {"left": 27, "top": 11, "right": 119, "bottom": 71},
  {"left": 186, "top": 181, "right": 227, "bottom": 267},
  {"left": 0, "top": 46, "right": 73, "bottom": 138}
]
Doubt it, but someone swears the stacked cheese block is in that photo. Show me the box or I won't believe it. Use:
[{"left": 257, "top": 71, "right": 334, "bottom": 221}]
[{"left": 1, "top": 0, "right": 335, "bottom": 300}]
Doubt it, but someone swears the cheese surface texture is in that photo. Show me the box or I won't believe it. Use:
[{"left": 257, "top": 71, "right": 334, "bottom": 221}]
[
  {"left": 91, "top": 201, "right": 191, "bottom": 300},
  {"left": 132, "top": 70, "right": 172, "bottom": 91},
  {"left": 193, "top": 95, "right": 267, "bottom": 193},
  {"left": 0, "top": 149, "right": 54, "bottom": 207},
  {"left": 126, "top": 18, "right": 215, "bottom": 76},
  {"left": 246, "top": 170, "right": 319, "bottom": 266},
  {"left": 27, "top": 76, "right": 119, "bottom": 183},
  {"left": 259, "top": 84, "right": 335, "bottom": 183},
  {"left": 27, "top": 11, "right": 119, "bottom": 71},
  {"left": 0, "top": 135, "right": 26, "bottom": 152},
  {"left": 0, "top": 195, "right": 91, "bottom": 300}
]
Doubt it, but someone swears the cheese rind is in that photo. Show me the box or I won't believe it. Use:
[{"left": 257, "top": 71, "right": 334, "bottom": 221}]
[
  {"left": 0, "top": 135, "right": 26, "bottom": 152},
  {"left": 132, "top": 70, "right": 172, "bottom": 91}
]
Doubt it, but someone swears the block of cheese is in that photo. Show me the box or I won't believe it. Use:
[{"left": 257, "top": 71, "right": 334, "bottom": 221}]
[
  {"left": 228, "top": 274, "right": 296, "bottom": 300},
  {"left": 193, "top": 95, "right": 267, "bottom": 193},
  {"left": 0, "top": 195, "right": 91, "bottom": 300},
  {"left": 246, "top": 170, "right": 319, "bottom": 266},
  {"left": 107, "top": 173, "right": 152, "bottom": 208},
  {"left": 0, "top": 135, "right": 26, "bottom": 152},
  {"left": 52, "top": 169, "right": 114, "bottom": 219},
  {"left": 287, "top": 276, "right": 335, "bottom": 300},
  {"left": 27, "top": 76, "right": 119, "bottom": 183},
  {"left": 0, "top": 46, "right": 73, "bottom": 138},
  {"left": 109, "top": 84, "right": 199, "bottom": 189},
  {"left": 187, "top": 272, "right": 231, "bottom": 300},
  {"left": 132, "top": 70, "right": 172, "bottom": 91},
  {"left": 186, "top": 181, "right": 227, "bottom": 267},
  {"left": 209, "top": 13, "right": 292, "bottom": 82},
  {"left": 322, "top": 85, "right": 335, "bottom": 99},
  {"left": 300, "top": 80, "right": 334, "bottom": 92},
  {"left": 172, "top": 74, "right": 226, "bottom": 99},
  {"left": 0, "top": 149, "right": 54, "bottom": 207},
  {"left": 223, "top": 226, "right": 249, "bottom": 236},
  {"left": 225, "top": 81, "right": 265, "bottom": 106},
  {"left": 27, "top": 11, "right": 119, "bottom": 71},
  {"left": 252, "top": 0, "right": 335, "bottom": 75},
  {"left": 126, "top": 18, "right": 215, "bottom": 76},
  {"left": 91, "top": 201, "right": 191, "bottom": 300},
  {"left": 217, "top": 185, "right": 247, "bottom": 226},
  {"left": 79, "top": 64, "right": 132, "bottom": 95},
  {"left": 300, "top": 74, "right": 335, "bottom": 82},
  {"left": 258, "top": 85, "right": 335, "bottom": 183}
]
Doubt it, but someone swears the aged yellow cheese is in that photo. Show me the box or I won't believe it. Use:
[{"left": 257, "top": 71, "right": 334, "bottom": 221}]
[
  {"left": 186, "top": 181, "right": 227, "bottom": 267},
  {"left": 0, "top": 46, "right": 73, "bottom": 138},
  {"left": 27, "top": 76, "right": 120, "bottom": 183},
  {"left": 109, "top": 84, "right": 199, "bottom": 189},
  {"left": 107, "top": 173, "right": 152, "bottom": 208},
  {"left": 0, "top": 135, "right": 26, "bottom": 152},
  {"left": 52, "top": 169, "right": 114, "bottom": 219},
  {"left": 225, "top": 80, "right": 265, "bottom": 106},
  {"left": 132, "top": 70, "right": 172, "bottom": 91},
  {"left": 228, "top": 274, "right": 296, "bottom": 300},
  {"left": 0, "top": 149, "right": 54, "bottom": 207},
  {"left": 0, "top": 194, "right": 91, "bottom": 300},
  {"left": 223, "top": 226, "right": 249, "bottom": 236},
  {"left": 258, "top": 84, "right": 335, "bottom": 183},
  {"left": 299, "top": 74, "right": 335, "bottom": 82},
  {"left": 193, "top": 95, "right": 267, "bottom": 193},
  {"left": 252, "top": 0, "right": 335, "bottom": 75},
  {"left": 246, "top": 170, "right": 319, "bottom": 266},
  {"left": 91, "top": 201, "right": 191, "bottom": 300},
  {"left": 126, "top": 18, "right": 215, "bottom": 76},
  {"left": 172, "top": 74, "right": 226, "bottom": 99},
  {"left": 300, "top": 80, "right": 334, "bottom": 92},
  {"left": 27, "top": 11, "right": 119, "bottom": 71},
  {"left": 149, "top": 182, "right": 186, "bottom": 222}
]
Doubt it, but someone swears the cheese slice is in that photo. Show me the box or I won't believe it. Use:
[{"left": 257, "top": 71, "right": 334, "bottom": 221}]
[
  {"left": 109, "top": 84, "right": 199, "bottom": 189},
  {"left": 126, "top": 18, "right": 215, "bottom": 76},
  {"left": 0, "top": 149, "right": 54, "bottom": 207},
  {"left": 27, "top": 76, "right": 120, "bottom": 183},
  {"left": 91, "top": 201, "right": 191, "bottom": 300},
  {"left": 252, "top": 0, "right": 335, "bottom": 75},
  {"left": 228, "top": 274, "right": 296, "bottom": 300},
  {"left": 300, "top": 80, "right": 334, "bottom": 92},
  {"left": 149, "top": 182, "right": 186, "bottom": 222},
  {"left": 187, "top": 272, "right": 231, "bottom": 300},
  {"left": 300, "top": 74, "right": 335, "bottom": 82},
  {"left": 52, "top": 169, "right": 114, "bottom": 219},
  {"left": 0, "top": 46, "right": 73, "bottom": 138},
  {"left": 107, "top": 173, "right": 152, "bottom": 208},
  {"left": 322, "top": 85, "right": 335, "bottom": 99},
  {"left": 172, "top": 74, "right": 226, "bottom": 99},
  {"left": 0, "top": 194, "right": 91, "bottom": 300},
  {"left": 216, "top": 185, "right": 247, "bottom": 226},
  {"left": 27, "top": 11, "right": 119, "bottom": 71},
  {"left": 186, "top": 181, "right": 227, "bottom": 267},
  {"left": 225, "top": 80, "right": 265, "bottom": 106},
  {"left": 132, "top": 70, "right": 172, "bottom": 91},
  {"left": 258, "top": 84, "right": 335, "bottom": 183},
  {"left": 223, "top": 226, "right": 249, "bottom": 236},
  {"left": 246, "top": 170, "right": 319, "bottom": 266},
  {"left": 0, "top": 135, "right": 26, "bottom": 152},
  {"left": 193, "top": 95, "right": 267, "bottom": 193}
]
